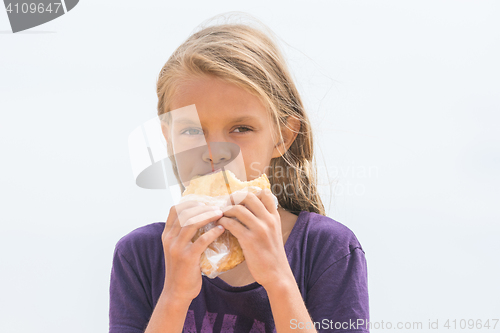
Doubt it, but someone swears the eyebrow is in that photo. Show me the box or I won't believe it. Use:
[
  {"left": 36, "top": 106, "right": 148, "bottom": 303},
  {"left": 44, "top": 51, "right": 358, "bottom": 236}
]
[
  {"left": 173, "top": 115, "right": 259, "bottom": 125},
  {"left": 173, "top": 117, "right": 201, "bottom": 125},
  {"left": 230, "top": 115, "right": 259, "bottom": 123}
]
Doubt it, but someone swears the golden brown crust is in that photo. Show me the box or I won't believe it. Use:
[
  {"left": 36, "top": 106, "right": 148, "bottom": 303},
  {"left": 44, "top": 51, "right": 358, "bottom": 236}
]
[
  {"left": 192, "top": 228, "right": 245, "bottom": 276},
  {"left": 182, "top": 170, "right": 271, "bottom": 196},
  {"left": 182, "top": 170, "right": 270, "bottom": 277}
]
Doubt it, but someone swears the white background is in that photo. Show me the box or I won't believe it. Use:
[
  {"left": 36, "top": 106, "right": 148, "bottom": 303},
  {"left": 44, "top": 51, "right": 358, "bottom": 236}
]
[{"left": 1, "top": 1, "right": 499, "bottom": 332}]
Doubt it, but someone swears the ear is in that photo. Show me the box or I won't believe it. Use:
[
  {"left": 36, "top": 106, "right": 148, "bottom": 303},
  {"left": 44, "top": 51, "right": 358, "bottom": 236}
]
[{"left": 271, "top": 116, "right": 301, "bottom": 158}]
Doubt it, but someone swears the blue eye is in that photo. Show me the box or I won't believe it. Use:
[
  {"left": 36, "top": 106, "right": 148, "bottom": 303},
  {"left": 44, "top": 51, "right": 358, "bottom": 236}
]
[{"left": 181, "top": 128, "right": 203, "bottom": 135}]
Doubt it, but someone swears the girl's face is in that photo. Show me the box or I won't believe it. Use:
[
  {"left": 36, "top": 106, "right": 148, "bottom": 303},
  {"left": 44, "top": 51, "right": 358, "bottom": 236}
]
[{"left": 164, "top": 75, "right": 288, "bottom": 186}]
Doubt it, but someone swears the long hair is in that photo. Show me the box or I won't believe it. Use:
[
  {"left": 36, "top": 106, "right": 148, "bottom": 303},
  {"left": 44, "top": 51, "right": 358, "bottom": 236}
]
[{"left": 156, "top": 15, "right": 325, "bottom": 215}]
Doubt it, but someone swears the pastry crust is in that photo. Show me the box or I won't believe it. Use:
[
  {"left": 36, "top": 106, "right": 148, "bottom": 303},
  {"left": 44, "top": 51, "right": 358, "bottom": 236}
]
[
  {"left": 182, "top": 170, "right": 270, "bottom": 277},
  {"left": 182, "top": 169, "right": 270, "bottom": 196}
]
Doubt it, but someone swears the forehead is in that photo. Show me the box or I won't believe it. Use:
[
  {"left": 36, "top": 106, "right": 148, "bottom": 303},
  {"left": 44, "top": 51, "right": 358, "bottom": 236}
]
[{"left": 170, "top": 76, "right": 272, "bottom": 124}]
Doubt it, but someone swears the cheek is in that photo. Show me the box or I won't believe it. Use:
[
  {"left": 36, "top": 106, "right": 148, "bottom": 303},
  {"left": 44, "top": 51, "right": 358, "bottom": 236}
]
[
  {"left": 240, "top": 136, "right": 275, "bottom": 156},
  {"left": 241, "top": 151, "right": 273, "bottom": 180},
  {"left": 172, "top": 136, "right": 206, "bottom": 153},
  {"left": 175, "top": 160, "right": 194, "bottom": 186},
  {"left": 237, "top": 135, "right": 276, "bottom": 179}
]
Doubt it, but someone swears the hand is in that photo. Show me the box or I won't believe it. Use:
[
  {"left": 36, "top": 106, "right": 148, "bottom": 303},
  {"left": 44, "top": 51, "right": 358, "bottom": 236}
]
[
  {"left": 161, "top": 201, "right": 225, "bottom": 303},
  {"left": 216, "top": 189, "right": 291, "bottom": 289}
]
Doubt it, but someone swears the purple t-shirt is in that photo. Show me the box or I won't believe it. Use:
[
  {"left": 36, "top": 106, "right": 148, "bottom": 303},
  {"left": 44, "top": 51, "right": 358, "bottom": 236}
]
[{"left": 109, "top": 211, "right": 370, "bottom": 333}]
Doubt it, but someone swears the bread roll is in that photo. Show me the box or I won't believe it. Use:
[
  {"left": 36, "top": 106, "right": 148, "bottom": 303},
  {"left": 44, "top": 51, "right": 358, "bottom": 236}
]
[{"left": 181, "top": 170, "right": 271, "bottom": 277}]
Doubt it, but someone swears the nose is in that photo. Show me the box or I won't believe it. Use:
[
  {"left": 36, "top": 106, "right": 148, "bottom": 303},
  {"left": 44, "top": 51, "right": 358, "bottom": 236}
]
[{"left": 202, "top": 141, "right": 233, "bottom": 166}]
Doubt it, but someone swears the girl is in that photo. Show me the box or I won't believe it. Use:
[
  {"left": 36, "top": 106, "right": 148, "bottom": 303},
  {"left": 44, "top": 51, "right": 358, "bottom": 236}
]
[{"left": 109, "top": 16, "right": 369, "bottom": 333}]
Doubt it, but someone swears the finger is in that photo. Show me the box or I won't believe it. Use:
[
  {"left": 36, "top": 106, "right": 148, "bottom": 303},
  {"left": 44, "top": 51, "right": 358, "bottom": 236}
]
[
  {"left": 164, "top": 201, "right": 211, "bottom": 239},
  {"left": 177, "top": 204, "right": 222, "bottom": 227},
  {"left": 226, "top": 189, "right": 278, "bottom": 217},
  {"left": 176, "top": 209, "right": 224, "bottom": 244},
  {"left": 163, "top": 205, "right": 184, "bottom": 241},
  {"left": 259, "top": 188, "right": 279, "bottom": 214},
  {"left": 220, "top": 204, "right": 260, "bottom": 230},
  {"left": 190, "top": 224, "right": 226, "bottom": 256},
  {"left": 224, "top": 191, "right": 266, "bottom": 219},
  {"left": 245, "top": 188, "right": 278, "bottom": 213},
  {"left": 166, "top": 200, "right": 204, "bottom": 229},
  {"left": 216, "top": 216, "right": 249, "bottom": 241}
]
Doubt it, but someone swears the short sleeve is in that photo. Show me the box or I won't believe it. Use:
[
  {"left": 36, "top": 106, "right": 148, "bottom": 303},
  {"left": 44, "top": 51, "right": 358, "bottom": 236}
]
[
  {"left": 109, "top": 246, "right": 153, "bottom": 333},
  {"left": 305, "top": 248, "right": 370, "bottom": 333}
]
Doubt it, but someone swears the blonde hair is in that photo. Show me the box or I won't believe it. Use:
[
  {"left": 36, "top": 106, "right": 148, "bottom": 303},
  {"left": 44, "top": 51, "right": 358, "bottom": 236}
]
[{"left": 156, "top": 14, "right": 325, "bottom": 215}]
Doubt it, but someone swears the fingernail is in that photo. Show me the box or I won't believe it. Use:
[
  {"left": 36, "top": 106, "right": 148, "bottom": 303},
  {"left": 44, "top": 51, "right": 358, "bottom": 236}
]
[
  {"left": 217, "top": 225, "right": 224, "bottom": 230},
  {"left": 213, "top": 209, "right": 223, "bottom": 215}
]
